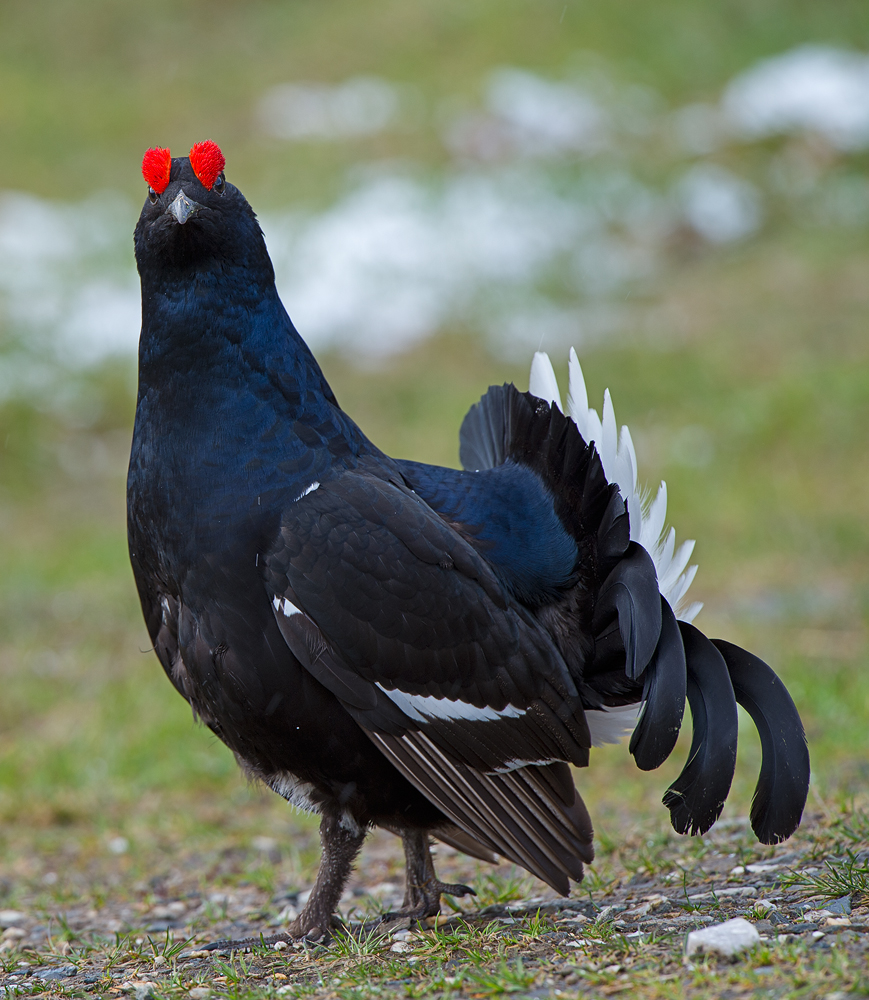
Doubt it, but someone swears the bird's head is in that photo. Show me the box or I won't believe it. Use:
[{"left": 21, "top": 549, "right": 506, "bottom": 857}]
[{"left": 134, "top": 141, "right": 272, "bottom": 282}]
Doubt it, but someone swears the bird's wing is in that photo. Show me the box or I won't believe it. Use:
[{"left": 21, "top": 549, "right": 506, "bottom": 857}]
[
  {"left": 263, "top": 466, "right": 597, "bottom": 892},
  {"left": 262, "top": 467, "right": 591, "bottom": 775}
]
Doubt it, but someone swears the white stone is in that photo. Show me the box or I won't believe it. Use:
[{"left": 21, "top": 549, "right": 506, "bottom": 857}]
[
  {"left": 0, "top": 912, "right": 24, "bottom": 929},
  {"left": 685, "top": 917, "right": 760, "bottom": 959}
]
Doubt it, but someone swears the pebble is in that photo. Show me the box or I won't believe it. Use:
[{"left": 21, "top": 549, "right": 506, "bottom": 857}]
[
  {"left": 826, "top": 896, "right": 852, "bottom": 915},
  {"left": 390, "top": 941, "right": 410, "bottom": 953},
  {"left": 189, "top": 990, "right": 211, "bottom": 1000},
  {"left": 685, "top": 917, "right": 760, "bottom": 959},
  {"left": 34, "top": 965, "right": 78, "bottom": 981},
  {"left": 0, "top": 912, "right": 24, "bottom": 929}
]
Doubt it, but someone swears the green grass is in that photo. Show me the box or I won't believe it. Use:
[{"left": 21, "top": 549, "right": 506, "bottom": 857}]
[
  {"left": 2, "top": 0, "right": 869, "bottom": 199},
  {"left": 780, "top": 853, "right": 869, "bottom": 903}
]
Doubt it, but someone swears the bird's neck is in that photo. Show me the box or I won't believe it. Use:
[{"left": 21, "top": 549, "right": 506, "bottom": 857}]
[
  {"left": 140, "top": 266, "right": 343, "bottom": 400},
  {"left": 134, "top": 267, "right": 378, "bottom": 484}
]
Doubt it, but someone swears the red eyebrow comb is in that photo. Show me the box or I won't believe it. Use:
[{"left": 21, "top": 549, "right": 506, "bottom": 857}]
[
  {"left": 189, "top": 140, "right": 225, "bottom": 190},
  {"left": 142, "top": 147, "right": 172, "bottom": 193}
]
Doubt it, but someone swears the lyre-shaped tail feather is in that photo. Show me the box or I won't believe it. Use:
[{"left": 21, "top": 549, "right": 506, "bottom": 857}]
[
  {"left": 663, "top": 622, "right": 739, "bottom": 836},
  {"left": 629, "top": 597, "right": 687, "bottom": 771},
  {"left": 712, "top": 639, "right": 810, "bottom": 844},
  {"left": 528, "top": 350, "right": 808, "bottom": 847}
]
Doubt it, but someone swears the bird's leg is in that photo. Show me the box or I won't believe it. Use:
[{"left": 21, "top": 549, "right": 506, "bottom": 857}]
[
  {"left": 203, "top": 812, "right": 364, "bottom": 951},
  {"left": 287, "top": 813, "right": 366, "bottom": 940},
  {"left": 393, "top": 828, "right": 476, "bottom": 921}
]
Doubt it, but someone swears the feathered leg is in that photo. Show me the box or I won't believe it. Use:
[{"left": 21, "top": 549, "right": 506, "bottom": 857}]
[
  {"left": 287, "top": 813, "right": 366, "bottom": 939},
  {"left": 203, "top": 813, "right": 365, "bottom": 951},
  {"left": 393, "top": 828, "right": 476, "bottom": 920}
]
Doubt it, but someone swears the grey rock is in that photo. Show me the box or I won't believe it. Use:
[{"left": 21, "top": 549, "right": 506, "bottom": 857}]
[
  {"left": 826, "top": 895, "right": 852, "bottom": 915},
  {"left": 34, "top": 965, "right": 78, "bottom": 981}
]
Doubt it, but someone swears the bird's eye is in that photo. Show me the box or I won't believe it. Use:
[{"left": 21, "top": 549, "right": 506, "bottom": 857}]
[
  {"left": 148, "top": 187, "right": 159, "bottom": 205},
  {"left": 213, "top": 173, "right": 226, "bottom": 194}
]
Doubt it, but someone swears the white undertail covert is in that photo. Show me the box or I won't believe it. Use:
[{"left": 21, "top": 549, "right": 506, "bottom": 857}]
[{"left": 529, "top": 349, "right": 702, "bottom": 624}]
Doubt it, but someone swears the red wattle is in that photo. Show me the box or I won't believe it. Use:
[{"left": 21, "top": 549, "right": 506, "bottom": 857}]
[
  {"left": 142, "top": 147, "right": 172, "bottom": 194},
  {"left": 189, "top": 140, "right": 225, "bottom": 190}
]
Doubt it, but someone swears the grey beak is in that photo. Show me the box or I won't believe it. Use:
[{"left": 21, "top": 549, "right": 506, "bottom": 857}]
[{"left": 168, "top": 189, "right": 200, "bottom": 225}]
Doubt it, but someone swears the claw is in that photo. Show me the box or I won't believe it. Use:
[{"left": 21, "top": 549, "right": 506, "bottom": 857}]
[{"left": 435, "top": 881, "right": 476, "bottom": 898}]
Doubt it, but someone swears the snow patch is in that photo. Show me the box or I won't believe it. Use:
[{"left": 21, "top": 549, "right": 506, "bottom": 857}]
[
  {"left": 723, "top": 45, "right": 869, "bottom": 150},
  {"left": 258, "top": 76, "right": 402, "bottom": 141}
]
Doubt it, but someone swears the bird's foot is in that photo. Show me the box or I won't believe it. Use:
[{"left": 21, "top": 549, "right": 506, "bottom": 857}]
[
  {"left": 285, "top": 911, "right": 345, "bottom": 944},
  {"left": 384, "top": 879, "right": 476, "bottom": 923}
]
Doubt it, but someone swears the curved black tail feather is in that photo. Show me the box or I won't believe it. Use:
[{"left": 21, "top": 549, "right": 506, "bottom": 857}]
[
  {"left": 629, "top": 597, "right": 687, "bottom": 771},
  {"left": 663, "top": 622, "right": 738, "bottom": 836},
  {"left": 591, "top": 543, "right": 662, "bottom": 681},
  {"left": 711, "top": 639, "right": 810, "bottom": 845}
]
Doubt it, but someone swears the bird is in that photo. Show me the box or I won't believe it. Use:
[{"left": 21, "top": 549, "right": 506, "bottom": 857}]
[{"left": 128, "top": 140, "right": 810, "bottom": 943}]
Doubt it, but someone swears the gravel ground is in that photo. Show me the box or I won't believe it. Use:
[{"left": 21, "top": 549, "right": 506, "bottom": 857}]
[{"left": 0, "top": 810, "right": 867, "bottom": 998}]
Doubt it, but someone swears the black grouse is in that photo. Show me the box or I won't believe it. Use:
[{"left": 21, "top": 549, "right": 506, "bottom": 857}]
[{"left": 128, "top": 142, "right": 810, "bottom": 941}]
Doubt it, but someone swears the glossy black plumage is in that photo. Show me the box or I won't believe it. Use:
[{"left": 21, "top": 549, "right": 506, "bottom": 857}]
[
  {"left": 663, "top": 623, "right": 740, "bottom": 836},
  {"left": 128, "top": 149, "right": 809, "bottom": 939},
  {"left": 712, "top": 639, "right": 810, "bottom": 844}
]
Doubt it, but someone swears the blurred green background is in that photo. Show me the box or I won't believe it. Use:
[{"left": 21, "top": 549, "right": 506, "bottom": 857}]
[{"left": 0, "top": 0, "right": 867, "bottom": 895}]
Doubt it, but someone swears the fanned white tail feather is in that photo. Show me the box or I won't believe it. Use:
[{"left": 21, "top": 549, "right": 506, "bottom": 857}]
[{"left": 529, "top": 349, "right": 702, "bottom": 624}]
